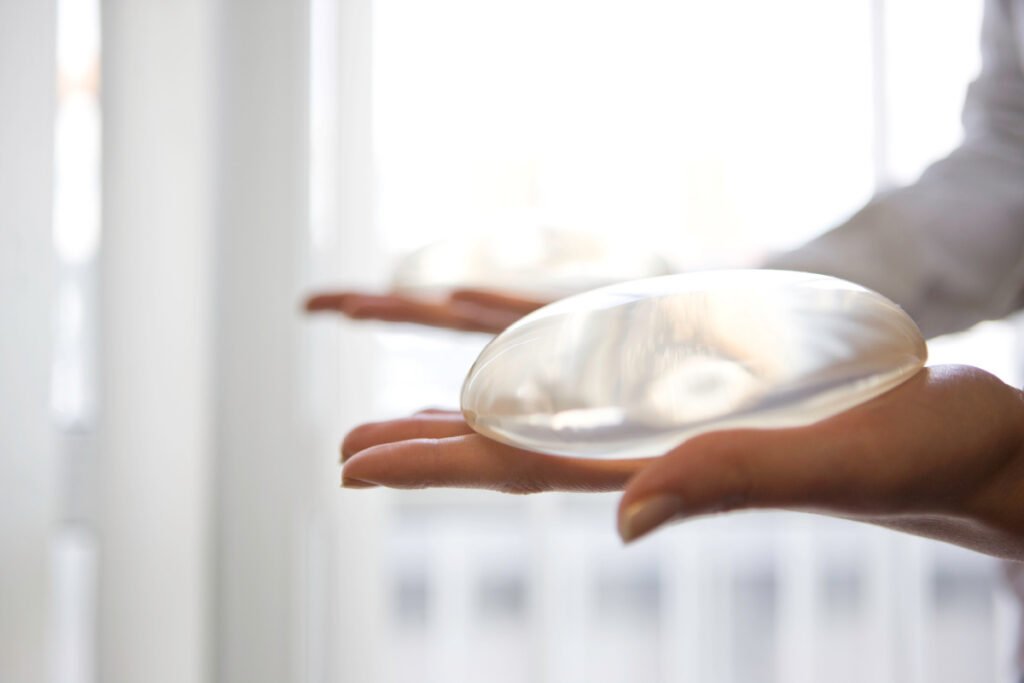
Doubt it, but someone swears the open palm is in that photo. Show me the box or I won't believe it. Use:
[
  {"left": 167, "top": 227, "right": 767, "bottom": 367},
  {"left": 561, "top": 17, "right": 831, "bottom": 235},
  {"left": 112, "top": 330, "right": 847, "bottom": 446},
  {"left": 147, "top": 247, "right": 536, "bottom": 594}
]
[{"left": 341, "top": 365, "right": 1024, "bottom": 559}]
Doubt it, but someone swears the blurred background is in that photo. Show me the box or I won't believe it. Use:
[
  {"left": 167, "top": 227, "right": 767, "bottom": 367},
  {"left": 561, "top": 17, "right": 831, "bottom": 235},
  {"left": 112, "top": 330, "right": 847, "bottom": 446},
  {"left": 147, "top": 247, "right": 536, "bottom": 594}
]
[{"left": 3, "top": 0, "right": 1022, "bottom": 682}]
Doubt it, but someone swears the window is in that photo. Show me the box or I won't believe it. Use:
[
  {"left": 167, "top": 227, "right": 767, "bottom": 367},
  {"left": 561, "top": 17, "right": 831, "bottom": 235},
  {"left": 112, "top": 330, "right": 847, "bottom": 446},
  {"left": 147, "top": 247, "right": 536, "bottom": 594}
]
[{"left": 53, "top": 2, "right": 101, "bottom": 682}]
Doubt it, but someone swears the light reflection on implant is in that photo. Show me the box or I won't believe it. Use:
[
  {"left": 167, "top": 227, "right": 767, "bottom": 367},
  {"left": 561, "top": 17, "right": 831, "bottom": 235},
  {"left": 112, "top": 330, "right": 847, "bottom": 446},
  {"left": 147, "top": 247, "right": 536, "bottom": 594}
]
[{"left": 461, "top": 270, "right": 927, "bottom": 458}]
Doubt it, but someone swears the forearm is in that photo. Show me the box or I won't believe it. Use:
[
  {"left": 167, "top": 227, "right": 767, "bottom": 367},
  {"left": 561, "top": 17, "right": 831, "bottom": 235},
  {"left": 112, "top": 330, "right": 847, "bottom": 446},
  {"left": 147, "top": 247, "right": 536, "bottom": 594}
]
[{"left": 768, "top": 156, "right": 1024, "bottom": 339}]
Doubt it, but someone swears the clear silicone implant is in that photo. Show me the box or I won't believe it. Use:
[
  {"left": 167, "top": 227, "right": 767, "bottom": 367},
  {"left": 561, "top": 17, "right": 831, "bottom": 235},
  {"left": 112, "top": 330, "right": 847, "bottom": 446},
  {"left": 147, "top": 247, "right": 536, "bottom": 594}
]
[{"left": 460, "top": 270, "right": 927, "bottom": 459}]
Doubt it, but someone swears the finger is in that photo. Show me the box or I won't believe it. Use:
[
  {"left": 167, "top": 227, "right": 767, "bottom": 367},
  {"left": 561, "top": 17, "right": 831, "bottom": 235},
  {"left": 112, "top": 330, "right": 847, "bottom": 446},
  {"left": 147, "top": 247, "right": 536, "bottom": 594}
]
[
  {"left": 307, "top": 292, "right": 412, "bottom": 318},
  {"left": 305, "top": 291, "right": 359, "bottom": 312},
  {"left": 306, "top": 292, "right": 457, "bottom": 327},
  {"left": 306, "top": 290, "right": 524, "bottom": 333},
  {"left": 449, "top": 289, "right": 549, "bottom": 315},
  {"left": 343, "top": 433, "right": 652, "bottom": 493},
  {"left": 345, "top": 296, "right": 516, "bottom": 333},
  {"left": 342, "top": 413, "right": 474, "bottom": 461},
  {"left": 616, "top": 368, "right": 951, "bottom": 542},
  {"left": 617, "top": 427, "right": 857, "bottom": 543}
]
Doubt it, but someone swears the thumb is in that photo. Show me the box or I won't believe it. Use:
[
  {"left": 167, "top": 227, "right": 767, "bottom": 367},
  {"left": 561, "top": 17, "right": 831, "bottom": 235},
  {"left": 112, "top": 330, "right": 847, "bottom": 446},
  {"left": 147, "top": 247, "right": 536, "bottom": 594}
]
[{"left": 617, "top": 427, "right": 851, "bottom": 543}]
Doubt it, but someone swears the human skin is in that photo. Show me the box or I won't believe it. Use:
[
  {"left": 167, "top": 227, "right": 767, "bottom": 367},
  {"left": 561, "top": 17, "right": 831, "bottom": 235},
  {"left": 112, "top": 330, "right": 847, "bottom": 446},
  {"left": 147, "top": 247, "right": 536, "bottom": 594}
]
[
  {"left": 305, "top": 289, "right": 547, "bottom": 334},
  {"left": 341, "top": 365, "right": 1024, "bottom": 560}
]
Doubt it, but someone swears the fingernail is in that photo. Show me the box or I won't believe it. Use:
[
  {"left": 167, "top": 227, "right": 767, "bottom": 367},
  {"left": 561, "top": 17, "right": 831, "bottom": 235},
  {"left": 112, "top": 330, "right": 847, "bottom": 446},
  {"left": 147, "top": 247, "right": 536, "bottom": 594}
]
[
  {"left": 341, "top": 475, "right": 376, "bottom": 489},
  {"left": 619, "top": 495, "right": 685, "bottom": 543}
]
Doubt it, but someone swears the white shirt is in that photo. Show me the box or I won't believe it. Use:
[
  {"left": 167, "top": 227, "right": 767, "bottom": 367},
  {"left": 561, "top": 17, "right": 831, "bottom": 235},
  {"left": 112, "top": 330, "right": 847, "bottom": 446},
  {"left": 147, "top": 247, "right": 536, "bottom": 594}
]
[{"left": 771, "top": 0, "right": 1024, "bottom": 339}]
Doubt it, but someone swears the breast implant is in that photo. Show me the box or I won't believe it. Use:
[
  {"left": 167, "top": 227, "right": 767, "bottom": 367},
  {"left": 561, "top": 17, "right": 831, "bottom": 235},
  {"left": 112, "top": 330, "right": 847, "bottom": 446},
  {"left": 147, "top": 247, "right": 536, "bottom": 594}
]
[{"left": 460, "top": 270, "right": 927, "bottom": 459}]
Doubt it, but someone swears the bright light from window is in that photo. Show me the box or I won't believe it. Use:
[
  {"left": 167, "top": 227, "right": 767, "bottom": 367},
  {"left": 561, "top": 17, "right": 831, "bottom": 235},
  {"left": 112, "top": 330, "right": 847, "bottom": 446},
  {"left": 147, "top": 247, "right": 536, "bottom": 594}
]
[
  {"left": 54, "top": 0, "right": 101, "bottom": 264},
  {"left": 884, "top": 0, "right": 983, "bottom": 185},
  {"left": 52, "top": 0, "right": 101, "bottom": 430},
  {"left": 374, "top": 0, "right": 877, "bottom": 269}
]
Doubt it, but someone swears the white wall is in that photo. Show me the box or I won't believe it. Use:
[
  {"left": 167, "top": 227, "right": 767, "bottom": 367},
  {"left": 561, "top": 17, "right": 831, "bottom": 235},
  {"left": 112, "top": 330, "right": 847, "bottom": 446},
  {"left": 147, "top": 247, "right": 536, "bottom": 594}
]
[{"left": 0, "top": 2, "right": 56, "bottom": 682}]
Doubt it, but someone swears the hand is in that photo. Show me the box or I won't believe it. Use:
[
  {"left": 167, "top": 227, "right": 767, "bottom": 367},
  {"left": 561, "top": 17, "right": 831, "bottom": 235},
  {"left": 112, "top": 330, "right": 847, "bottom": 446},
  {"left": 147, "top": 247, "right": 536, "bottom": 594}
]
[
  {"left": 305, "top": 288, "right": 548, "bottom": 334},
  {"left": 340, "top": 366, "right": 1024, "bottom": 560},
  {"left": 341, "top": 409, "right": 648, "bottom": 493}
]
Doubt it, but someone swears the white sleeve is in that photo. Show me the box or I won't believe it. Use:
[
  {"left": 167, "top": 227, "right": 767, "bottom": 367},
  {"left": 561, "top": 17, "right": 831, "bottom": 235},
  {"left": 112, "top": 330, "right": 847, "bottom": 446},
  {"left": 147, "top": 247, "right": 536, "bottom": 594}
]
[{"left": 768, "top": 0, "right": 1024, "bottom": 338}]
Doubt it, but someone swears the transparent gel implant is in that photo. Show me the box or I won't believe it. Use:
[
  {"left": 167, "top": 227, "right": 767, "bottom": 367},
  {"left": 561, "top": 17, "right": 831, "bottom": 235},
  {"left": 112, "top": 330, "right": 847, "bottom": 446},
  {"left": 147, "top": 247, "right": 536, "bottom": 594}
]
[
  {"left": 391, "top": 227, "right": 673, "bottom": 299},
  {"left": 460, "top": 270, "right": 927, "bottom": 459}
]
